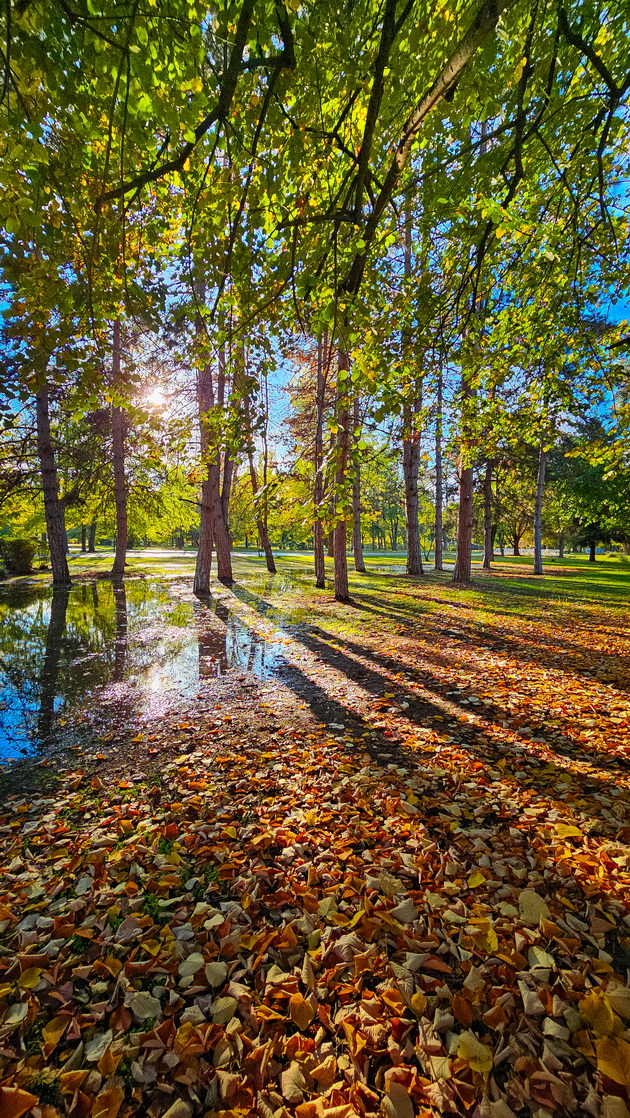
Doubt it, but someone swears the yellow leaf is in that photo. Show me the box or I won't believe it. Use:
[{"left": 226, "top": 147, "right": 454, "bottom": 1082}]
[
  {"left": 555, "top": 822, "right": 583, "bottom": 839},
  {"left": 581, "top": 991, "right": 617, "bottom": 1037},
  {"left": 457, "top": 1029, "right": 493, "bottom": 1075},
  {"left": 597, "top": 1036, "right": 630, "bottom": 1086},
  {"left": 140, "top": 938, "right": 161, "bottom": 957},
  {"left": 467, "top": 871, "right": 485, "bottom": 889},
  {"left": 470, "top": 919, "right": 498, "bottom": 953},
  {"left": 42, "top": 1014, "right": 68, "bottom": 1057},
  {"left": 410, "top": 991, "right": 427, "bottom": 1016},
  {"left": 17, "top": 966, "right": 42, "bottom": 989},
  {"left": 289, "top": 992, "right": 315, "bottom": 1031},
  {"left": 225, "top": 826, "right": 237, "bottom": 838}
]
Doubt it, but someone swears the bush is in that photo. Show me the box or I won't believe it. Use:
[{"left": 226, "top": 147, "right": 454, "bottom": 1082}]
[{"left": 0, "top": 538, "right": 37, "bottom": 575}]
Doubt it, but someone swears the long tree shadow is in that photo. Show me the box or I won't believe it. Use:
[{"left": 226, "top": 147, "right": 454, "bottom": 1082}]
[
  {"left": 312, "top": 623, "right": 630, "bottom": 778},
  {"left": 228, "top": 583, "right": 630, "bottom": 826},
  {"left": 353, "top": 587, "right": 630, "bottom": 692}
]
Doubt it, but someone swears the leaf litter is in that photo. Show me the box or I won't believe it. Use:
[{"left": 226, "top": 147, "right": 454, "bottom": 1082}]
[{"left": 0, "top": 571, "right": 629, "bottom": 1118}]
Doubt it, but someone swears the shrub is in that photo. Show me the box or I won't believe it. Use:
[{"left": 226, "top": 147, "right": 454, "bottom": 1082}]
[{"left": 0, "top": 538, "right": 37, "bottom": 575}]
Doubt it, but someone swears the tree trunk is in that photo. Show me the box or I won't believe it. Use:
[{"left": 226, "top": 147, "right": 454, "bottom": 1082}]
[
  {"left": 81, "top": 524, "right": 87, "bottom": 553},
  {"left": 111, "top": 319, "right": 128, "bottom": 579},
  {"left": 434, "top": 366, "right": 444, "bottom": 572},
  {"left": 214, "top": 343, "right": 233, "bottom": 583},
  {"left": 453, "top": 459, "right": 474, "bottom": 582},
  {"left": 589, "top": 541, "right": 596, "bottom": 562},
  {"left": 558, "top": 531, "right": 565, "bottom": 559},
  {"left": 352, "top": 396, "right": 366, "bottom": 573},
  {"left": 513, "top": 536, "right": 521, "bottom": 556},
  {"left": 403, "top": 398, "right": 423, "bottom": 575},
  {"left": 333, "top": 349, "right": 350, "bottom": 602},
  {"left": 401, "top": 209, "right": 423, "bottom": 577},
  {"left": 313, "top": 336, "right": 326, "bottom": 588},
  {"left": 482, "top": 458, "right": 493, "bottom": 569},
  {"left": 247, "top": 449, "right": 276, "bottom": 574},
  {"left": 87, "top": 520, "right": 97, "bottom": 552},
  {"left": 194, "top": 338, "right": 215, "bottom": 594},
  {"left": 533, "top": 445, "right": 546, "bottom": 575},
  {"left": 327, "top": 529, "right": 334, "bottom": 558},
  {"left": 35, "top": 380, "right": 71, "bottom": 585}
]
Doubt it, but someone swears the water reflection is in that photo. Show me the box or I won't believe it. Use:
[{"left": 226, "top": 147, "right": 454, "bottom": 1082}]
[
  {"left": 37, "top": 585, "right": 70, "bottom": 742},
  {"left": 112, "top": 580, "right": 128, "bottom": 682},
  {"left": 0, "top": 578, "right": 283, "bottom": 760}
]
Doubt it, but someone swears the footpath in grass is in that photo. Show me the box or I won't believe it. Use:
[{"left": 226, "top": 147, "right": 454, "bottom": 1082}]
[{"left": 0, "top": 555, "right": 629, "bottom": 1118}]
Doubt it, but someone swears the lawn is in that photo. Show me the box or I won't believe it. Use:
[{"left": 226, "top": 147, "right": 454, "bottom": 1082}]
[{"left": 0, "top": 551, "right": 629, "bottom": 1118}]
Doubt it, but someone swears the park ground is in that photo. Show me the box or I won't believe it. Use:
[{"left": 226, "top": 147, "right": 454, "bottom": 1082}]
[{"left": 0, "top": 552, "right": 629, "bottom": 1118}]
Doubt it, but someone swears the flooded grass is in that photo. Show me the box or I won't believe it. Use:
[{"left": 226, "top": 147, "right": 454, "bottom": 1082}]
[{"left": 1, "top": 547, "right": 628, "bottom": 765}]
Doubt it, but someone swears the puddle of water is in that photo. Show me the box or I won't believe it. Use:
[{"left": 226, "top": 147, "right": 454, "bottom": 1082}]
[
  {"left": 0, "top": 578, "right": 285, "bottom": 761},
  {"left": 370, "top": 565, "right": 408, "bottom": 574}
]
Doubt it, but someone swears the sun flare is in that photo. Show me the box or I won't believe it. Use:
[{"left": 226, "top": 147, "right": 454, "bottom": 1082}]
[{"left": 146, "top": 387, "right": 166, "bottom": 407}]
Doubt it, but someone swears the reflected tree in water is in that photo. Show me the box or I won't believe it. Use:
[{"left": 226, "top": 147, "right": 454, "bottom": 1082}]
[
  {"left": 112, "top": 581, "right": 128, "bottom": 682},
  {"left": 37, "top": 585, "right": 70, "bottom": 741}
]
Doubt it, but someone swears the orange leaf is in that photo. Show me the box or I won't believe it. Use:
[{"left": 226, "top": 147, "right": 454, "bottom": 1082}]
[
  {"left": 98, "top": 1046, "right": 120, "bottom": 1077},
  {"left": 452, "top": 994, "right": 474, "bottom": 1027},
  {"left": 91, "top": 1087, "right": 125, "bottom": 1118},
  {"left": 0, "top": 1087, "right": 39, "bottom": 1118},
  {"left": 60, "top": 1070, "right": 90, "bottom": 1094}
]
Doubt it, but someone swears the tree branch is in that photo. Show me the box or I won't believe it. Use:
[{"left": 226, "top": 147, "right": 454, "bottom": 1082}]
[
  {"left": 342, "top": 0, "right": 519, "bottom": 295},
  {"left": 558, "top": 8, "right": 622, "bottom": 99},
  {"left": 95, "top": 0, "right": 260, "bottom": 209}
]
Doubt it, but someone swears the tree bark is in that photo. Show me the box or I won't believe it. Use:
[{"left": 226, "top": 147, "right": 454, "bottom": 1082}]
[
  {"left": 111, "top": 319, "right": 128, "bottom": 579},
  {"left": 214, "top": 342, "right": 233, "bottom": 583},
  {"left": 512, "top": 535, "right": 521, "bottom": 556},
  {"left": 333, "top": 349, "right": 351, "bottom": 602},
  {"left": 88, "top": 520, "right": 97, "bottom": 552},
  {"left": 533, "top": 445, "right": 546, "bottom": 575},
  {"left": 313, "top": 336, "right": 326, "bottom": 588},
  {"left": 401, "top": 206, "right": 423, "bottom": 576},
  {"left": 434, "top": 365, "right": 444, "bottom": 572},
  {"left": 352, "top": 396, "right": 366, "bottom": 573},
  {"left": 589, "top": 541, "right": 596, "bottom": 562},
  {"left": 482, "top": 458, "right": 494, "bottom": 569},
  {"left": 194, "top": 325, "right": 215, "bottom": 594},
  {"left": 247, "top": 448, "right": 276, "bottom": 573},
  {"left": 435, "top": 380, "right": 444, "bottom": 576},
  {"left": 35, "top": 379, "right": 70, "bottom": 585},
  {"left": 453, "top": 458, "right": 475, "bottom": 582},
  {"left": 327, "top": 529, "right": 334, "bottom": 558},
  {"left": 81, "top": 524, "right": 87, "bottom": 553},
  {"left": 403, "top": 398, "right": 423, "bottom": 575}
]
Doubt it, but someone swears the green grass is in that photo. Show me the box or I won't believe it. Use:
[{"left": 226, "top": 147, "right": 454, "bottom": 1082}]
[{"left": 23, "top": 544, "right": 630, "bottom": 630}]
